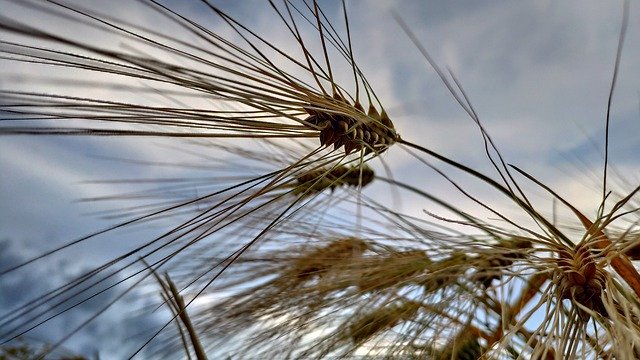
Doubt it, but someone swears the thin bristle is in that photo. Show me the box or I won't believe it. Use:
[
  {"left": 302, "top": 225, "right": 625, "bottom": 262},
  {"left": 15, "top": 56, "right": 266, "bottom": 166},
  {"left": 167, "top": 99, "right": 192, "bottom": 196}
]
[{"left": 1, "top": 1, "right": 639, "bottom": 359}]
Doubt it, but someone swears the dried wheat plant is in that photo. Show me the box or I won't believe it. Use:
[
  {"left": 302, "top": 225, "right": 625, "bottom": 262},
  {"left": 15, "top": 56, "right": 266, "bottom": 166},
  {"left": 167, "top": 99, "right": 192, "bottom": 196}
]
[{"left": 1, "top": 1, "right": 639, "bottom": 359}]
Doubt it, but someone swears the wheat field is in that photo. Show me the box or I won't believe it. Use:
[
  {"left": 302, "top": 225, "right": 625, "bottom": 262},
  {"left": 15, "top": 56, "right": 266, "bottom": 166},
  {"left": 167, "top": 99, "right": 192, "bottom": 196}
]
[{"left": 1, "top": 1, "right": 640, "bottom": 359}]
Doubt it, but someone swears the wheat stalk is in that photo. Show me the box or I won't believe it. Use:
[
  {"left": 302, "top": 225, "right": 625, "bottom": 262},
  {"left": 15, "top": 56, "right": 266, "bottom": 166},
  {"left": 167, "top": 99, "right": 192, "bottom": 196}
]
[{"left": 1, "top": 1, "right": 639, "bottom": 359}]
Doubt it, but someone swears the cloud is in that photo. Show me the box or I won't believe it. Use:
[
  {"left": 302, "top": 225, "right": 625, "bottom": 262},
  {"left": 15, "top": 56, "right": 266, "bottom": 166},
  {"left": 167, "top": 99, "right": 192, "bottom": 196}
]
[{"left": 1, "top": 0, "right": 639, "bottom": 358}]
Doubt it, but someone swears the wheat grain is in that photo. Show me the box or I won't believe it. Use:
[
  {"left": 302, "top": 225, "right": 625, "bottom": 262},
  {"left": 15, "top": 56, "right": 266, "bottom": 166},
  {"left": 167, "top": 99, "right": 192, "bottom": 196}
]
[{"left": 1, "top": 0, "right": 639, "bottom": 359}]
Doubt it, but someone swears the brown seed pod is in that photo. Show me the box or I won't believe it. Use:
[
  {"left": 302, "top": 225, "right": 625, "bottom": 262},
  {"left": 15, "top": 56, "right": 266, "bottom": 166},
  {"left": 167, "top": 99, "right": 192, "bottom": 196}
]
[
  {"left": 556, "top": 245, "right": 607, "bottom": 320},
  {"left": 303, "top": 98, "right": 398, "bottom": 155},
  {"left": 348, "top": 301, "right": 421, "bottom": 345},
  {"left": 357, "top": 250, "right": 434, "bottom": 292},
  {"left": 294, "top": 164, "right": 375, "bottom": 196},
  {"left": 474, "top": 237, "right": 533, "bottom": 288},
  {"left": 289, "top": 237, "right": 369, "bottom": 281}
]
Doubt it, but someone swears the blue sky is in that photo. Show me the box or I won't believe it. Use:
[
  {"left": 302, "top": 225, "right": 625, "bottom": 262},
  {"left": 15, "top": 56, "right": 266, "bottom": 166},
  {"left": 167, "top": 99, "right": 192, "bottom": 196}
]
[{"left": 1, "top": 0, "right": 639, "bottom": 358}]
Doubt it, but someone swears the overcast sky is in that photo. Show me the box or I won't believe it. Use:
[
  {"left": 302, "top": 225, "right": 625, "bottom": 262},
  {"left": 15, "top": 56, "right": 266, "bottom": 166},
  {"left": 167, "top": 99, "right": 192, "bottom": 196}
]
[{"left": 1, "top": 1, "right": 639, "bottom": 358}]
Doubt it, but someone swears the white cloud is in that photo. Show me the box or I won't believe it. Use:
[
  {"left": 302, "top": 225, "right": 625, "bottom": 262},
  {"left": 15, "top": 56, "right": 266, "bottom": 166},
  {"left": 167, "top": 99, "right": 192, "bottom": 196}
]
[{"left": 1, "top": 0, "right": 639, "bottom": 357}]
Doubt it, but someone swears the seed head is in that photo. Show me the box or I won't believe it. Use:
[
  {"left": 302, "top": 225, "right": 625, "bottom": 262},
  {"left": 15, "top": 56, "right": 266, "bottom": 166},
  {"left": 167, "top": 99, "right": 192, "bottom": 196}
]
[
  {"left": 304, "top": 97, "right": 398, "bottom": 155},
  {"left": 556, "top": 245, "right": 607, "bottom": 320},
  {"left": 294, "top": 164, "right": 375, "bottom": 196}
]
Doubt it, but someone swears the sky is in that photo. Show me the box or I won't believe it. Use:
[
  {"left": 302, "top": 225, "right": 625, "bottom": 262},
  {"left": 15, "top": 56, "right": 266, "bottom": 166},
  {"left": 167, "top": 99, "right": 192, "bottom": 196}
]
[{"left": 0, "top": 0, "right": 639, "bottom": 358}]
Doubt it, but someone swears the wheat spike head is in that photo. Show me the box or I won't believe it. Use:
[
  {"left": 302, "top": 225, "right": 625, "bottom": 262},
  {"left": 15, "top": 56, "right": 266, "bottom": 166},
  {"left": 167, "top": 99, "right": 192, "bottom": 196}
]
[
  {"left": 1, "top": 1, "right": 640, "bottom": 359},
  {"left": 0, "top": 0, "right": 398, "bottom": 159}
]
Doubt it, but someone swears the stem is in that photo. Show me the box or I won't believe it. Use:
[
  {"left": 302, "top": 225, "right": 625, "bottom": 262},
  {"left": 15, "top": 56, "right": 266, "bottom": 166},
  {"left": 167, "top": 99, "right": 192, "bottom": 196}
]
[
  {"left": 511, "top": 164, "right": 640, "bottom": 299},
  {"left": 164, "top": 274, "right": 208, "bottom": 360},
  {"left": 398, "top": 139, "right": 572, "bottom": 246}
]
